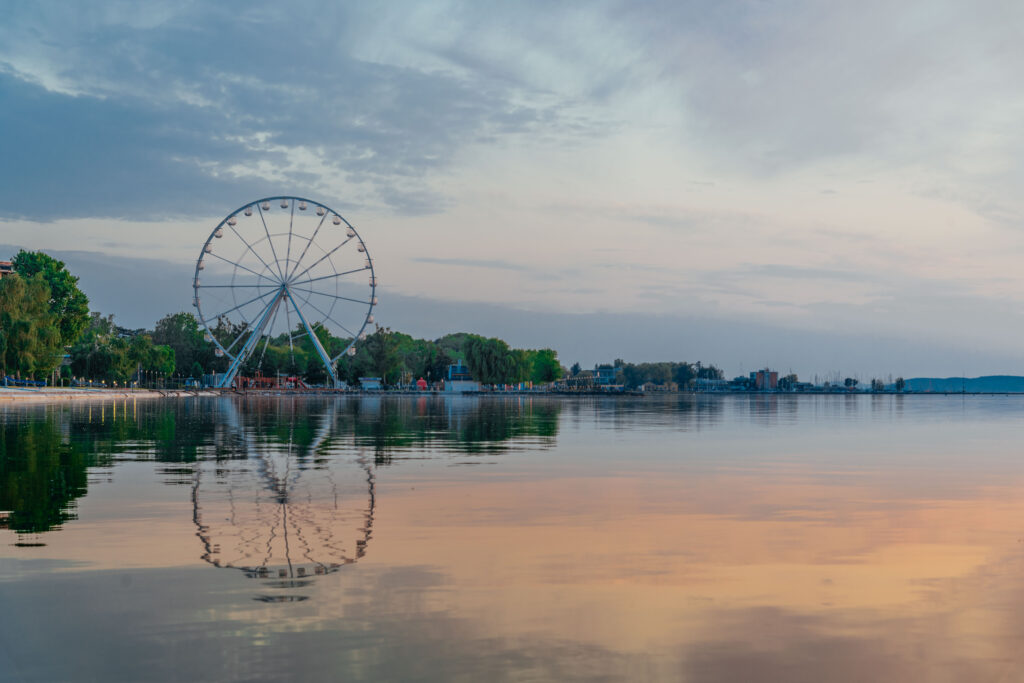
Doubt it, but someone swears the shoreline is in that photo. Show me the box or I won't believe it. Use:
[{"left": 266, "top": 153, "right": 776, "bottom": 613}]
[
  {"left": 0, "top": 388, "right": 208, "bottom": 404},
  {"left": 2, "top": 387, "right": 1024, "bottom": 404}
]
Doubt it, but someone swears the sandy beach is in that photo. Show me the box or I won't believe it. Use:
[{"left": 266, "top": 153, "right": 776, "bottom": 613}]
[{"left": 0, "top": 388, "right": 206, "bottom": 403}]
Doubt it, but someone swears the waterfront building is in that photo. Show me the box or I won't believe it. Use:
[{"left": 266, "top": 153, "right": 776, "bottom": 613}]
[
  {"left": 730, "top": 376, "right": 754, "bottom": 391},
  {"left": 445, "top": 361, "right": 480, "bottom": 393},
  {"left": 0, "top": 261, "right": 13, "bottom": 278},
  {"left": 593, "top": 364, "right": 617, "bottom": 386},
  {"left": 695, "top": 378, "right": 729, "bottom": 391},
  {"left": 752, "top": 369, "right": 779, "bottom": 390}
]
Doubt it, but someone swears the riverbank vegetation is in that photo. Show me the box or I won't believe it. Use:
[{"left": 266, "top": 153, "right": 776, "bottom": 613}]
[
  {"left": 0, "top": 251, "right": 92, "bottom": 380},
  {"left": 0, "top": 249, "right": 722, "bottom": 389}
]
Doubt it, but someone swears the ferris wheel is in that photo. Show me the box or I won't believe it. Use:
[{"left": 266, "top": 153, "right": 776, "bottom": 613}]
[{"left": 193, "top": 196, "right": 378, "bottom": 388}]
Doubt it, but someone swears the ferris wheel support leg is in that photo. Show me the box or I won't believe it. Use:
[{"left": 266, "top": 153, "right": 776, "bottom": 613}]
[
  {"left": 283, "top": 287, "right": 341, "bottom": 388},
  {"left": 216, "top": 292, "right": 284, "bottom": 389}
]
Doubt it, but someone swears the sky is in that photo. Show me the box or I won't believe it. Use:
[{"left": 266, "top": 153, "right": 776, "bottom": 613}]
[{"left": 2, "top": 0, "right": 1023, "bottom": 379}]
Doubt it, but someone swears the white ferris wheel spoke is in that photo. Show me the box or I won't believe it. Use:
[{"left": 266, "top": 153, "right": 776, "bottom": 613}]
[
  {"left": 203, "top": 287, "right": 279, "bottom": 325},
  {"left": 255, "top": 299, "right": 284, "bottom": 370},
  {"left": 205, "top": 251, "right": 279, "bottom": 284},
  {"left": 283, "top": 292, "right": 296, "bottom": 354},
  {"left": 199, "top": 284, "right": 269, "bottom": 288},
  {"left": 289, "top": 266, "right": 367, "bottom": 289},
  {"left": 257, "top": 203, "right": 287, "bottom": 281},
  {"left": 297, "top": 295, "right": 358, "bottom": 338},
  {"left": 286, "top": 236, "right": 355, "bottom": 285},
  {"left": 287, "top": 286, "right": 371, "bottom": 306},
  {"left": 284, "top": 201, "right": 295, "bottom": 281},
  {"left": 227, "top": 221, "right": 280, "bottom": 283},
  {"left": 287, "top": 211, "right": 328, "bottom": 281},
  {"left": 223, "top": 294, "right": 279, "bottom": 355}
]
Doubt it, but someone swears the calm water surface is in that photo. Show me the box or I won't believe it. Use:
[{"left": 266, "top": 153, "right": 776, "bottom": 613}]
[{"left": 3, "top": 394, "right": 1024, "bottom": 681}]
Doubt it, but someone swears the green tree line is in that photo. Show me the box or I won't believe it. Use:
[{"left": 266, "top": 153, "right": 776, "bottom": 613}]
[
  {"left": 570, "top": 359, "right": 725, "bottom": 390},
  {"left": 0, "top": 248, "right": 712, "bottom": 390}
]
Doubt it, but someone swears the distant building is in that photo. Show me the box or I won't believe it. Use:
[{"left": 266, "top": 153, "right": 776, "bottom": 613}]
[
  {"left": 359, "top": 377, "right": 383, "bottom": 390},
  {"left": 643, "top": 381, "right": 679, "bottom": 392},
  {"left": 729, "top": 376, "right": 754, "bottom": 391},
  {"left": 445, "top": 361, "right": 480, "bottom": 393},
  {"left": 555, "top": 373, "right": 594, "bottom": 391},
  {"left": 0, "top": 261, "right": 13, "bottom": 279},
  {"left": 752, "top": 369, "right": 779, "bottom": 390},
  {"left": 695, "top": 378, "right": 728, "bottom": 391},
  {"left": 448, "top": 360, "right": 472, "bottom": 381},
  {"left": 593, "top": 364, "right": 617, "bottom": 386}
]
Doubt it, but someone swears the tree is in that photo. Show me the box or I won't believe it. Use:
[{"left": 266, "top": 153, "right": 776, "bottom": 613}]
[
  {"left": 426, "top": 347, "right": 454, "bottom": 384},
  {"left": 0, "top": 273, "right": 63, "bottom": 378},
  {"left": 362, "top": 326, "right": 402, "bottom": 384},
  {"left": 778, "top": 373, "right": 799, "bottom": 391},
  {"left": 895, "top": 377, "right": 906, "bottom": 393},
  {"left": 844, "top": 377, "right": 858, "bottom": 388},
  {"left": 673, "top": 363, "right": 695, "bottom": 389},
  {"left": 647, "top": 362, "right": 672, "bottom": 385},
  {"left": 11, "top": 250, "right": 90, "bottom": 346},
  {"left": 464, "top": 335, "right": 527, "bottom": 385},
  {"left": 570, "top": 362, "right": 581, "bottom": 376},
  {"left": 153, "top": 312, "right": 213, "bottom": 376},
  {"left": 619, "top": 364, "right": 644, "bottom": 388},
  {"left": 696, "top": 363, "right": 724, "bottom": 380},
  {"left": 69, "top": 313, "right": 175, "bottom": 382},
  {"left": 870, "top": 378, "right": 885, "bottom": 392},
  {"left": 148, "top": 343, "right": 176, "bottom": 376},
  {"left": 527, "top": 349, "right": 562, "bottom": 384},
  {"left": 435, "top": 332, "right": 471, "bottom": 359},
  {"left": 304, "top": 354, "right": 328, "bottom": 385}
]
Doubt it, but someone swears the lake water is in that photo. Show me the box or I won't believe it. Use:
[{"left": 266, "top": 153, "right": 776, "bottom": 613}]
[{"left": 3, "top": 394, "right": 1024, "bottom": 682}]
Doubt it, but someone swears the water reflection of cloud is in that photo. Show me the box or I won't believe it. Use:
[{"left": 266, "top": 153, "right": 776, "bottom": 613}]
[
  {"left": 9, "top": 396, "right": 1024, "bottom": 679},
  {"left": 8, "top": 555, "right": 1024, "bottom": 681}
]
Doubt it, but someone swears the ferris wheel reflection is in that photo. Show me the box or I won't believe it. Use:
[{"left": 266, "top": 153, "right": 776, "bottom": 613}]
[{"left": 190, "top": 399, "right": 375, "bottom": 589}]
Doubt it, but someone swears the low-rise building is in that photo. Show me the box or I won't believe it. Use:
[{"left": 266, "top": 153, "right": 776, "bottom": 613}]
[
  {"left": 643, "top": 381, "right": 679, "bottom": 392},
  {"left": 445, "top": 361, "right": 480, "bottom": 393},
  {"left": 593, "top": 364, "right": 617, "bottom": 386},
  {"left": 729, "top": 376, "right": 754, "bottom": 391},
  {"left": 695, "top": 378, "right": 728, "bottom": 391}
]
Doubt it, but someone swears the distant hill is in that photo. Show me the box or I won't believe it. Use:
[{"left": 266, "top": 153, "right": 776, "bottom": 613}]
[{"left": 904, "top": 375, "right": 1024, "bottom": 393}]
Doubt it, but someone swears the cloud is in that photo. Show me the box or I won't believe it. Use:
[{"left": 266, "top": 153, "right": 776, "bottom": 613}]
[
  {"left": 413, "top": 257, "right": 533, "bottom": 272},
  {"left": 0, "top": 2, "right": 592, "bottom": 221},
  {"left": 737, "top": 264, "right": 885, "bottom": 284},
  {"left": 0, "top": 72, "right": 261, "bottom": 221},
  {"left": 618, "top": 0, "right": 1024, "bottom": 177},
  {"left": 4, "top": 0, "right": 1024, "bottom": 374}
]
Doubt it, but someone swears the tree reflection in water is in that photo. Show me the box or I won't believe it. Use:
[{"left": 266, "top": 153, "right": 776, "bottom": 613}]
[
  {"left": 347, "top": 395, "right": 561, "bottom": 464},
  {"left": 0, "top": 408, "right": 107, "bottom": 535},
  {"left": 0, "top": 396, "right": 563, "bottom": 553}
]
